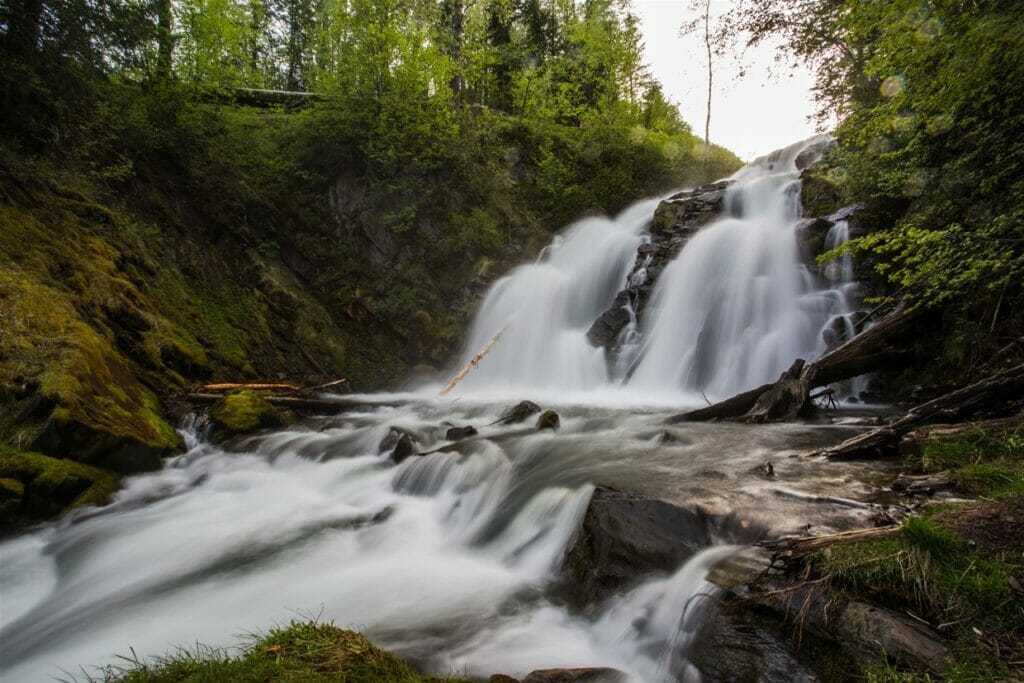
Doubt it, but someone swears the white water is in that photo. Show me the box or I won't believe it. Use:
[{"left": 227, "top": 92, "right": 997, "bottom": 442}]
[
  {"left": 0, "top": 137, "right": 879, "bottom": 682},
  {"left": 454, "top": 135, "right": 860, "bottom": 403}
]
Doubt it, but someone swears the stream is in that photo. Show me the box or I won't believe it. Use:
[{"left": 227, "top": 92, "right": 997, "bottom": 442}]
[{"left": 0, "top": 137, "right": 895, "bottom": 681}]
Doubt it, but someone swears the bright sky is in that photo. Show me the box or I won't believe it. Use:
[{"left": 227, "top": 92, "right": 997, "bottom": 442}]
[{"left": 633, "top": 0, "right": 823, "bottom": 161}]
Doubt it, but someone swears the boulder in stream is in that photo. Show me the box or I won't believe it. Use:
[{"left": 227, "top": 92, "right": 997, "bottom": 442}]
[
  {"left": 378, "top": 426, "right": 418, "bottom": 463},
  {"left": 445, "top": 425, "right": 478, "bottom": 441},
  {"left": 500, "top": 400, "right": 542, "bottom": 424},
  {"left": 536, "top": 410, "right": 560, "bottom": 430},
  {"left": 559, "top": 485, "right": 765, "bottom": 605}
]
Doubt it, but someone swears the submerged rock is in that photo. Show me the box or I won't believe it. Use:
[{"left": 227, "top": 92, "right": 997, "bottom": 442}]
[
  {"left": 445, "top": 425, "right": 478, "bottom": 441},
  {"left": 536, "top": 410, "right": 560, "bottom": 431}
]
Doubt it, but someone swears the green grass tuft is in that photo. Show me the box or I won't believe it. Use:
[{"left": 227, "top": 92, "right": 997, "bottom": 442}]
[{"left": 90, "top": 621, "right": 471, "bottom": 682}]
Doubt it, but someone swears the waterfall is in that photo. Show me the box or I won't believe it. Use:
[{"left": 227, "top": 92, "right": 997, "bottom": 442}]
[
  {"left": 451, "top": 199, "right": 660, "bottom": 396},
  {"left": 454, "top": 134, "right": 861, "bottom": 403}
]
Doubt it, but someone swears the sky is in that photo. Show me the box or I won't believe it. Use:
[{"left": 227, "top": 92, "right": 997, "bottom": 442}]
[{"left": 632, "top": 0, "right": 823, "bottom": 161}]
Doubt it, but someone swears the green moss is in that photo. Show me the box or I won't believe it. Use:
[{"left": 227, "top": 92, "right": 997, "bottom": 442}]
[
  {"left": 0, "top": 444, "right": 121, "bottom": 521},
  {"left": 210, "top": 391, "right": 293, "bottom": 437},
  {"left": 105, "top": 621, "right": 469, "bottom": 682}
]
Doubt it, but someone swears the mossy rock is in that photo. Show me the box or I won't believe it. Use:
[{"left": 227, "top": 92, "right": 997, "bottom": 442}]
[
  {"left": 0, "top": 444, "right": 120, "bottom": 527},
  {"left": 0, "top": 267, "right": 181, "bottom": 473},
  {"left": 209, "top": 390, "right": 294, "bottom": 441},
  {"left": 800, "top": 169, "right": 843, "bottom": 217}
]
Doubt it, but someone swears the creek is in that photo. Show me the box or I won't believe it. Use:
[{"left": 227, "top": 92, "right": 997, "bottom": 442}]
[{"left": 0, "top": 137, "right": 895, "bottom": 682}]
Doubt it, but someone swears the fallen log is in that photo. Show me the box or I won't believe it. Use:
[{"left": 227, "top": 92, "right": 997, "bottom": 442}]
[
  {"left": 818, "top": 363, "right": 1024, "bottom": 460},
  {"left": 671, "top": 307, "right": 928, "bottom": 422},
  {"left": 184, "top": 393, "right": 403, "bottom": 414},
  {"left": 201, "top": 382, "right": 303, "bottom": 392}
]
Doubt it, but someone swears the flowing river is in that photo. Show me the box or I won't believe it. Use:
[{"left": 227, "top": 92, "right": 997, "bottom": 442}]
[{"left": 0, "top": 137, "right": 895, "bottom": 682}]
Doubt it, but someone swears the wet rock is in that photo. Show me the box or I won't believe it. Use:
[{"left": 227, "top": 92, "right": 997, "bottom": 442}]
[
  {"left": 378, "top": 427, "right": 418, "bottom": 463},
  {"left": 587, "top": 181, "right": 729, "bottom": 355},
  {"left": 749, "top": 460, "right": 775, "bottom": 479},
  {"left": 560, "top": 486, "right": 765, "bottom": 605},
  {"left": 687, "top": 602, "right": 819, "bottom": 683},
  {"left": 500, "top": 400, "right": 543, "bottom": 424},
  {"left": 536, "top": 410, "right": 560, "bottom": 430},
  {"left": 522, "top": 668, "right": 627, "bottom": 683},
  {"left": 794, "top": 216, "right": 834, "bottom": 266},
  {"left": 445, "top": 425, "right": 478, "bottom": 441},
  {"left": 488, "top": 676, "right": 521, "bottom": 683}
]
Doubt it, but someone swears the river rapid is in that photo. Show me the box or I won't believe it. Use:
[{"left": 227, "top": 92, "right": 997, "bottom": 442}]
[{"left": 1, "top": 136, "right": 893, "bottom": 681}]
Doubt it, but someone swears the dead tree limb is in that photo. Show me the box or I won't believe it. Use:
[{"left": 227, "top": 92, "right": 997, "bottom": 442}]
[
  {"left": 438, "top": 326, "right": 506, "bottom": 396},
  {"left": 818, "top": 363, "right": 1024, "bottom": 460}
]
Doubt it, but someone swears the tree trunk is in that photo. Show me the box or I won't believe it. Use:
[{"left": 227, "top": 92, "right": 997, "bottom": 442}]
[
  {"left": 156, "top": 0, "right": 173, "bottom": 79},
  {"left": 5, "top": 0, "right": 44, "bottom": 59}
]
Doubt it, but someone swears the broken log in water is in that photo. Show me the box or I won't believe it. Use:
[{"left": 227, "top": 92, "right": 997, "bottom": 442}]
[
  {"left": 818, "top": 364, "right": 1024, "bottom": 460},
  {"left": 670, "top": 308, "right": 928, "bottom": 423}
]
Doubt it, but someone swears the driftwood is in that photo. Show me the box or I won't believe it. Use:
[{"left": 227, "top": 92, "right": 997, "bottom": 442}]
[
  {"left": 671, "top": 308, "right": 927, "bottom": 422},
  {"left": 438, "top": 326, "right": 506, "bottom": 396},
  {"left": 818, "top": 363, "right": 1024, "bottom": 460}
]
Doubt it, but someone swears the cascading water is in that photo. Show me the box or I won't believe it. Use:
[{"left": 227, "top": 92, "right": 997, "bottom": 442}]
[
  {"left": 453, "top": 199, "right": 660, "bottom": 395},
  {"left": 454, "top": 135, "right": 861, "bottom": 403},
  {"left": 0, "top": 137, "right": 885, "bottom": 683}
]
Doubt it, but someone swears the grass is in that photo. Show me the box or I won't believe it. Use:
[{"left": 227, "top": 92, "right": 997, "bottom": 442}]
[
  {"left": 85, "top": 621, "right": 471, "bottom": 683},
  {"left": 812, "top": 509, "right": 1024, "bottom": 680},
  {"left": 917, "top": 427, "right": 1024, "bottom": 498}
]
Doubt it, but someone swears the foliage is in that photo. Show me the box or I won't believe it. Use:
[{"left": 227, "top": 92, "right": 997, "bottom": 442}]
[
  {"left": 96, "top": 620, "right": 469, "bottom": 681},
  {"left": 726, "top": 0, "right": 1024, "bottom": 334}
]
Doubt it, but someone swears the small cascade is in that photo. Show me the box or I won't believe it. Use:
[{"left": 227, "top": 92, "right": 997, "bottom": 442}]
[{"left": 451, "top": 199, "right": 660, "bottom": 394}]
